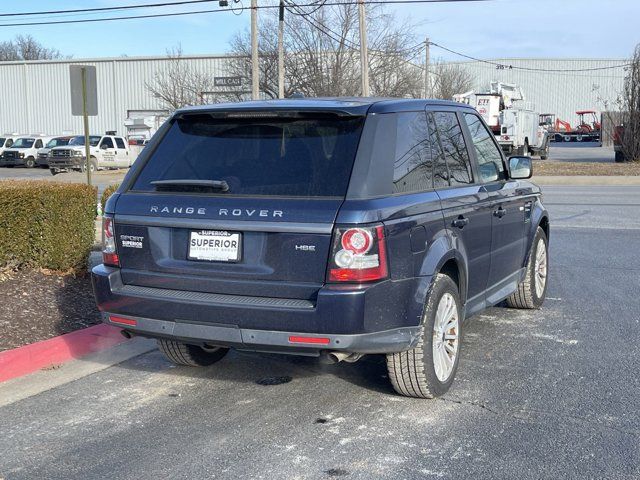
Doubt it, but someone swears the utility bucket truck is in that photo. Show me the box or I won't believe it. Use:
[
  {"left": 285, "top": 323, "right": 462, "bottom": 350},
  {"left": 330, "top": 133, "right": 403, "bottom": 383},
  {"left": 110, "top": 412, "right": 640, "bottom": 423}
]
[{"left": 454, "top": 82, "right": 550, "bottom": 159}]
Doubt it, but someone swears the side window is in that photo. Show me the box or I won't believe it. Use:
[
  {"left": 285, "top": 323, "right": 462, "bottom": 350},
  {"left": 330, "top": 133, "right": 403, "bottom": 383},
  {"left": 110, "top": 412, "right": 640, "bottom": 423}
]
[
  {"left": 35, "top": 139, "right": 43, "bottom": 148},
  {"left": 392, "top": 112, "right": 433, "bottom": 194},
  {"left": 428, "top": 113, "right": 449, "bottom": 188},
  {"left": 433, "top": 112, "right": 473, "bottom": 186},
  {"left": 114, "top": 137, "right": 126, "bottom": 149},
  {"left": 462, "top": 113, "right": 506, "bottom": 182},
  {"left": 101, "top": 137, "right": 114, "bottom": 149}
]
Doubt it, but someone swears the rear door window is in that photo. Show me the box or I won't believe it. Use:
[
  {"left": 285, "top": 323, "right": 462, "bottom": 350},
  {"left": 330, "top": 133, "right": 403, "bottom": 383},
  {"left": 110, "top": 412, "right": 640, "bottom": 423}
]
[
  {"left": 392, "top": 112, "right": 433, "bottom": 193},
  {"left": 433, "top": 112, "right": 474, "bottom": 186},
  {"left": 115, "top": 137, "right": 126, "bottom": 149},
  {"left": 132, "top": 114, "right": 365, "bottom": 197}
]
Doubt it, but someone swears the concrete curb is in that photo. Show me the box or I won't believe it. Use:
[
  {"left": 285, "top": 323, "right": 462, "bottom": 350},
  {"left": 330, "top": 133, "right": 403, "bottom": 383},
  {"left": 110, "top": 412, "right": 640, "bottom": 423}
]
[
  {"left": 0, "top": 324, "right": 128, "bottom": 383},
  {"left": 0, "top": 337, "right": 157, "bottom": 407},
  {"left": 533, "top": 176, "right": 640, "bottom": 186}
]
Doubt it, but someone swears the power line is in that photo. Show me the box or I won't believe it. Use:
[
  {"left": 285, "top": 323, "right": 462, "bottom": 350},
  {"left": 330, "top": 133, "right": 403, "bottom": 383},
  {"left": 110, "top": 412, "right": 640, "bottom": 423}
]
[
  {"left": 0, "top": 0, "right": 492, "bottom": 27},
  {"left": 0, "top": 0, "right": 218, "bottom": 18},
  {"left": 429, "top": 41, "right": 632, "bottom": 72}
]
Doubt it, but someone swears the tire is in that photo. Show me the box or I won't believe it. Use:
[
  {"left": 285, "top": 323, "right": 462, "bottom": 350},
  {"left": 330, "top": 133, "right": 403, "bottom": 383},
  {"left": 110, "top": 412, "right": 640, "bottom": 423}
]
[
  {"left": 517, "top": 141, "right": 530, "bottom": 157},
  {"left": 539, "top": 139, "right": 550, "bottom": 160},
  {"left": 24, "top": 156, "right": 36, "bottom": 168},
  {"left": 157, "top": 339, "right": 229, "bottom": 367},
  {"left": 386, "top": 274, "right": 462, "bottom": 399},
  {"left": 614, "top": 151, "right": 625, "bottom": 163},
  {"left": 506, "top": 227, "right": 548, "bottom": 309},
  {"left": 49, "top": 168, "right": 58, "bottom": 176},
  {"left": 80, "top": 157, "right": 98, "bottom": 172}
]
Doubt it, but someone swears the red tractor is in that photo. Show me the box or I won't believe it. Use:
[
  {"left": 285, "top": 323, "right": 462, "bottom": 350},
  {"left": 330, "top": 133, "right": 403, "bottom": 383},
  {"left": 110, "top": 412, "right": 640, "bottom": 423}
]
[{"left": 575, "top": 110, "right": 601, "bottom": 133}]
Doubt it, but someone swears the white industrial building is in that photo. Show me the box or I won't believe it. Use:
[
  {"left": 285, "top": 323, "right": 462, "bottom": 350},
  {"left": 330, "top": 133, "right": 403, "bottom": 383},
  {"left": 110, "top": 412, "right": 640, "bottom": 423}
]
[
  {"left": 0, "top": 54, "right": 627, "bottom": 137},
  {"left": 448, "top": 57, "right": 626, "bottom": 126}
]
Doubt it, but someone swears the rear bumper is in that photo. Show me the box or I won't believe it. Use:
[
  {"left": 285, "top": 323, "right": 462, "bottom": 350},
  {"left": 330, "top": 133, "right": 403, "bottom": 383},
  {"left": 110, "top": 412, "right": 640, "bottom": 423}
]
[
  {"left": 92, "top": 264, "right": 427, "bottom": 354},
  {"left": 103, "top": 312, "right": 419, "bottom": 355}
]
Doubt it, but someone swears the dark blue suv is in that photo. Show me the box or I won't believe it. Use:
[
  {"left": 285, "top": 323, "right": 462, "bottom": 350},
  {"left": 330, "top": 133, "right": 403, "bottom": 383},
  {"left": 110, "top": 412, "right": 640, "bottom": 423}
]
[{"left": 92, "top": 98, "right": 549, "bottom": 398}]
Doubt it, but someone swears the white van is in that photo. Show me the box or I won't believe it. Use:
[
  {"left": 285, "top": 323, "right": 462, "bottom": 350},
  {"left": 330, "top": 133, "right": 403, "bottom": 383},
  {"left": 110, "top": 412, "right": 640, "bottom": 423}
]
[{"left": 0, "top": 135, "right": 53, "bottom": 168}]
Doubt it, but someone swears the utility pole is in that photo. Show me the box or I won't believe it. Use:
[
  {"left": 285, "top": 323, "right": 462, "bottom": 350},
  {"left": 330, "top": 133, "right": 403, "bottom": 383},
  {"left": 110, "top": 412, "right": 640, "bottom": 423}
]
[
  {"left": 251, "top": 0, "right": 259, "bottom": 100},
  {"left": 358, "top": 0, "right": 369, "bottom": 97},
  {"left": 278, "top": 0, "right": 285, "bottom": 99},
  {"left": 424, "top": 37, "right": 430, "bottom": 98}
]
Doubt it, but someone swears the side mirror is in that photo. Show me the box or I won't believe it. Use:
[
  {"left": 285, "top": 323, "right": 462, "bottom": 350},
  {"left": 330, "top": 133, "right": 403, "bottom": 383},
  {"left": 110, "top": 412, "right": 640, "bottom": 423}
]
[
  {"left": 100, "top": 144, "right": 109, "bottom": 150},
  {"left": 478, "top": 162, "right": 499, "bottom": 182},
  {"left": 508, "top": 156, "right": 532, "bottom": 179}
]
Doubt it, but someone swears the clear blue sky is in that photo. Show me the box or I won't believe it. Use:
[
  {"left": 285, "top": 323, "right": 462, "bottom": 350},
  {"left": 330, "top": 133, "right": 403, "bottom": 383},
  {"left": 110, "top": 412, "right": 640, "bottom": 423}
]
[{"left": 0, "top": 0, "right": 637, "bottom": 60}]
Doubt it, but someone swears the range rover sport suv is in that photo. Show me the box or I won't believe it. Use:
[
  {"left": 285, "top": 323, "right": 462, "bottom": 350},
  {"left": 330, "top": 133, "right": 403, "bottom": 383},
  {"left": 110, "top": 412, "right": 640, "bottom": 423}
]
[{"left": 92, "top": 98, "right": 549, "bottom": 398}]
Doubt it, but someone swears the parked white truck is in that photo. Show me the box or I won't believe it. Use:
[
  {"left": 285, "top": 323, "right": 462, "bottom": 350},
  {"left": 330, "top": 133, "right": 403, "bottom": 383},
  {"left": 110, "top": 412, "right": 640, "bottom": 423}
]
[
  {"left": 48, "top": 133, "right": 134, "bottom": 175},
  {"left": 498, "top": 107, "right": 550, "bottom": 159},
  {"left": 454, "top": 82, "right": 550, "bottom": 159},
  {"left": 124, "top": 111, "right": 169, "bottom": 157},
  {"left": 36, "top": 136, "right": 74, "bottom": 168}
]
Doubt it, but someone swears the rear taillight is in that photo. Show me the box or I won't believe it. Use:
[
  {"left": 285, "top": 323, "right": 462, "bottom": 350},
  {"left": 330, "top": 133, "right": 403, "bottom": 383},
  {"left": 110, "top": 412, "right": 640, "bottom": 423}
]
[
  {"left": 102, "top": 215, "right": 120, "bottom": 267},
  {"left": 327, "top": 225, "right": 388, "bottom": 283}
]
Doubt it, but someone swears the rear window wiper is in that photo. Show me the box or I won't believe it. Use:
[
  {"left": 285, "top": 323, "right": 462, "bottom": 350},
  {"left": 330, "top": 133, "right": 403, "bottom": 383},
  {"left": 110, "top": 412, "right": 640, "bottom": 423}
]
[{"left": 151, "top": 179, "right": 230, "bottom": 193}]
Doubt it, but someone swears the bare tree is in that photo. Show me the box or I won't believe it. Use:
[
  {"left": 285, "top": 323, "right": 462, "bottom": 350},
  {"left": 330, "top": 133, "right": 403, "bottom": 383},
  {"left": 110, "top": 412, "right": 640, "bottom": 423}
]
[
  {"left": 225, "top": 2, "right": 423, "bottom": 99},
  {"left": 620, "top": 44, "right": 640, "bottom": 162},
  {"left": 145, "top": 45, "right": 217, "bottom": 110},
  {"left": 430, "top": 60, "right": 474, "bottom": 100},
  {"left": 0, "top": 35, "right": 63, "bottom": 61}
]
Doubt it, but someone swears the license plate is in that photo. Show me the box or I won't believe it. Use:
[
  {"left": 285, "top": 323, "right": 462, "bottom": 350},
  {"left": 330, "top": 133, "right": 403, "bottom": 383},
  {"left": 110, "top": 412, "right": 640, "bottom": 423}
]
[{"left": 188, "top": 230, "right": 242, "bottom": 262}]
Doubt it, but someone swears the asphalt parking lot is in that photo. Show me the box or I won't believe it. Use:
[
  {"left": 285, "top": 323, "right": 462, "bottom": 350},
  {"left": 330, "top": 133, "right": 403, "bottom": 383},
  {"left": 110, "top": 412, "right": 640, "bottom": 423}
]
[
  {"left": 547, "top": 142, "right": 615, "bottom": 163},
  {"left": 0, "top": 183, "right": 638, "bottom": 479}
]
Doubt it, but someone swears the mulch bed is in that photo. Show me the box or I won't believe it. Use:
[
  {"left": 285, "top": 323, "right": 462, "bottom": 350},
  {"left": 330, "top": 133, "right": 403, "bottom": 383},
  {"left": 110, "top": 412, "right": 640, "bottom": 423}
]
[
  {"left": 535, "top": 161, "right": 640, "bottom": 176},
  {"left": 0, "top": 269, "right": 101, "bottom": 352}
]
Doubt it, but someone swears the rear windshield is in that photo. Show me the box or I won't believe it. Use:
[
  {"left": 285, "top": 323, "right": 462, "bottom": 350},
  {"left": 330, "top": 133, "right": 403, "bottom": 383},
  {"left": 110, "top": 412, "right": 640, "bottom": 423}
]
[{"left": 131, "top": 114, "right": 365, "bottom": 197}]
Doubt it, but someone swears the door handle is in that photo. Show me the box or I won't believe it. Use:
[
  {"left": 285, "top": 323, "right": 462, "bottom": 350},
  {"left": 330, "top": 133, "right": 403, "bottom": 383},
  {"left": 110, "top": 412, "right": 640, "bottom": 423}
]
[
  {"left": 494, "top": 207, "right": 507, "bottom": 218},
  {"left": 452, "top": 216, "right": 469, "bottom": 229}
]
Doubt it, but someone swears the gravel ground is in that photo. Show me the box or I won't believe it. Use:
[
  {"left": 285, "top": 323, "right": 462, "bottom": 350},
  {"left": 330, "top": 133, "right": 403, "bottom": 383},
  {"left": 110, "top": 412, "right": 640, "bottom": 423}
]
[{"left": 0, "top": 269, "right": 100, "bottom": 351}]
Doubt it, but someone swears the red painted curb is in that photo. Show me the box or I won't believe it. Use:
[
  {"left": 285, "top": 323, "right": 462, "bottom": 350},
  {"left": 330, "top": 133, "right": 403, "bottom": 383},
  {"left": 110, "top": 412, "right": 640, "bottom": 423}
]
[{"left": 0, "top": 324, "right": 128, "bottom": 383}]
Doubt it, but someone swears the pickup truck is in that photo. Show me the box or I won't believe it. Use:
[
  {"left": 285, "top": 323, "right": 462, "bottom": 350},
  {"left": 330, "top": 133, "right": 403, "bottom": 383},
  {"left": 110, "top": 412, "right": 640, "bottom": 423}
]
[
  {"left": 36, "top": 136, "right": 74, "bottom": 168},
  {"left": 48, "top": 134, "right": 134, "bottom": 175}
]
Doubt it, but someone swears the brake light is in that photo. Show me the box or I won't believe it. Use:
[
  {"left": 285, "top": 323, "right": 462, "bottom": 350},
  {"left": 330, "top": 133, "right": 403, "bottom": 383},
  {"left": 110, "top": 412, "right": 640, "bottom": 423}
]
[
  {"left": 102, "top": 216, "right": 120, "bottom": 267},
  {"left": 328, "top": 225, "right": 388, "bottom": 283}
]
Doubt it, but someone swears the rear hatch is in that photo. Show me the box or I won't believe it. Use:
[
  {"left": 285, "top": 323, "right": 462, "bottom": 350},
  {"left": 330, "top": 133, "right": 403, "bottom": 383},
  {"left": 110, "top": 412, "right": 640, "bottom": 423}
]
[{"left": 113, "top": 110, "right": 366, "bottom": 300}]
